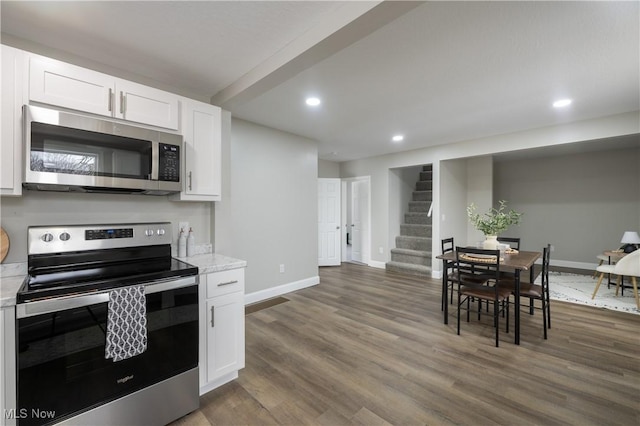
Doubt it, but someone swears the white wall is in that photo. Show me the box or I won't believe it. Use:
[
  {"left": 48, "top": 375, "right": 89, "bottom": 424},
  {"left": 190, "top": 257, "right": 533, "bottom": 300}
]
[
  {"left": 215, "top": 119, "right": 319, "bottom": 297},
  {"left": 494, "top": 147, "right": 640, "bottom": 264},
  {"left": 340, "top": 111, "right": 639, "bottom": 271},
  {"left": 466, "top": 156, "right": 493, "bottom": 244},
  {"left": 318, "top": 159, "right": 340, "bottom": 178}
]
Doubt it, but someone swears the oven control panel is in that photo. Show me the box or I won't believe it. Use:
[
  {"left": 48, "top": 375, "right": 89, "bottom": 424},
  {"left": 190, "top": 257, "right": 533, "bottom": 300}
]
[
  {"left": 86, "top": 228, "right": 134, "bottom": 240},
  {"left": 28, "top": 222, "right": 172, "bottom": 255}
]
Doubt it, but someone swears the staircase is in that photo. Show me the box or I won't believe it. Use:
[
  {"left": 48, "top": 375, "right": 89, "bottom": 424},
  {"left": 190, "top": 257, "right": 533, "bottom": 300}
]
[{"left": 386, "top": 165, "right": 432, "bottom": 277}]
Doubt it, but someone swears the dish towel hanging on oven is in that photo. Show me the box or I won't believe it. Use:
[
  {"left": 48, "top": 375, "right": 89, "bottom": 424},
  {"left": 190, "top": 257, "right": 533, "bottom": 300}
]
[{"left": 105, "top": 285, "right": 148, "bottom": 362}]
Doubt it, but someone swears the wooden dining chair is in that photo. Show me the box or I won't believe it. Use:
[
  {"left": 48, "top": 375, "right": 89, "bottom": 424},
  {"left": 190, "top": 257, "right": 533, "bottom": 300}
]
[
  {"left": 497, "top": 237, "right": 521, "bottom": 250},
  {"left": 441, "top": 238, "right": 486, "bottom": 310},
  {"left": 455, "top": 246, "right": 511, "bottom": 347},
  {"left": 441, "top": 237, "right": 455, "bottom": 310},
  {"left": 499, "top": 244, "right": 551, "bottom": 339}
]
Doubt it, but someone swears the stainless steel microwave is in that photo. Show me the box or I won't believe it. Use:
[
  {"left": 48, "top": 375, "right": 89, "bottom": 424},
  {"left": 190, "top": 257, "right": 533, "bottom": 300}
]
[{"left": 23, "top": 105, "right": 182, "bottom": 195}]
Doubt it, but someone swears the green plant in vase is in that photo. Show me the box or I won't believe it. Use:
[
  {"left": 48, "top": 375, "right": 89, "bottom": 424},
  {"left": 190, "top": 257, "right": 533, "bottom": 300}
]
[{"left": 467, "top": 200, "right": 522, "bottom": 249}]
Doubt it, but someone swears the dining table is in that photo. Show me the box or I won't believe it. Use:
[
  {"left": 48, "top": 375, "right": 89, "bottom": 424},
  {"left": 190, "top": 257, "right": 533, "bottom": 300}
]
[{"left": 436, "top": 249, "right": 542, "bottom": 345}]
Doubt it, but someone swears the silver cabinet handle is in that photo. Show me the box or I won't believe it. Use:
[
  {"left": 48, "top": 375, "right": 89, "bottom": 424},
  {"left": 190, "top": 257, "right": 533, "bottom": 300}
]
[
  {"left": 108, "top": 88, "right": 113, "bottom": 112},
  {"left": 188, "top": 171, "right": 193, "bottom": 191},
  {"left": 120, "top": 91, "right": 125, "bottom": 114},
  {"left": 217, "top": 280, "right": 238, "bottom": 287},
  {"left": 210, "top": 306, "right": 215, "bottom": 328}
]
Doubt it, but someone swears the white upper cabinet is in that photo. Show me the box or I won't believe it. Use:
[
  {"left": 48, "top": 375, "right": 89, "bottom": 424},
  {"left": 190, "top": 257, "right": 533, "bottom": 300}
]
[
  {"left": 1, "top": 45, "right": 27, "bottom": 196},
  {"left": 116, "top": 80, "right": 179, "bottom": 130},
  {"left": 29, "top": 55, "right": 179, "bottom": 130},
  {"left": 171, "top": 99, "right": 222, "bottom": 201}
]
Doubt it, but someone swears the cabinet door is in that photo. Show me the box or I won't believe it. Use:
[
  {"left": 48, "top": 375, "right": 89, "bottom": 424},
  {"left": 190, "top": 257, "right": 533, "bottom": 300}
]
[
  {"left": 29, "top": 55, "right": 114, "bottom": 117},
  {"left": 171, "top": 99, "right": 222, "bottom": 201},
  {"left": 115, "top": 80, "right": 179, "bottom": 130},
  {"left": 1, "top": 45, "right": 26, "bottom": 196},
  {"left": 205, "top": 291, "right": 245, "bottom": 383},
  {"left": 1, "top": 307, "right": 17, "bottom": 426}
]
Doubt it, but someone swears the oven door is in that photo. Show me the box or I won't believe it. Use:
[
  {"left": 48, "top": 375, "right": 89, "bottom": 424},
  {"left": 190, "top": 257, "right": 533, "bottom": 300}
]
[{"left": 15, "top": 276, "right": 198, "bottom": 426}]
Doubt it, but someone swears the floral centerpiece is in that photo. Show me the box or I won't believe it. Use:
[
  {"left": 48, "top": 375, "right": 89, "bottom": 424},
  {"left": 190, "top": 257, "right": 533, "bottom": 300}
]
[{"left": 467, "top": 200, "right": 522, "bottom": 249}]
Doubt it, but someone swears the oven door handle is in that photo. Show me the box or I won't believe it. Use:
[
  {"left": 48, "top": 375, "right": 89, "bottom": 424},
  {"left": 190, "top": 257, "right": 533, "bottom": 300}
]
[{"left": 16, "top": 275, "right": 198, "bottom": 319}]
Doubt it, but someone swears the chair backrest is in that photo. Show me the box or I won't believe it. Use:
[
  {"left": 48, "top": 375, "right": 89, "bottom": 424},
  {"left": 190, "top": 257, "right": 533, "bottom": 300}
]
[
  {"left": 497, "top": 237, "right": 521, "bottom": 250},
  {"left": 455, "top": 246, "right": 501, "bottom": 287},
  {"left": 614, "top": 249, "right": 640, "bottom": 277},
  {"left": 441, "top": 237, "right": 454, "bottom": 255}
]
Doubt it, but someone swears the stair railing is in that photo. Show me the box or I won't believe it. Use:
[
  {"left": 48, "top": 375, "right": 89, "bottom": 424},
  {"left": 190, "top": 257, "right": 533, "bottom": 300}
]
[{"left": 427, "top": 201, "right": 433, "bottom": 218}]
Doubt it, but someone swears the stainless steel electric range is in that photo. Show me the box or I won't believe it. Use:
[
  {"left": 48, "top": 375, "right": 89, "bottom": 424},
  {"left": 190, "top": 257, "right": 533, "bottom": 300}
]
[{"left": 15, "top": 222, "right": 199, "bottom": 426}]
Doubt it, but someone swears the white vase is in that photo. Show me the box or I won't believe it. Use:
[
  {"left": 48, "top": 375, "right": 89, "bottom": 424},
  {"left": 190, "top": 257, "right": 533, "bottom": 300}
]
[{"left": 483, "top": 235, "right": 499, "bottom": 250}]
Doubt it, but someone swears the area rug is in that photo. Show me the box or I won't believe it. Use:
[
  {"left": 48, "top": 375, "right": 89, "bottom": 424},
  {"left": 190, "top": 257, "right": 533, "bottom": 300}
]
[{"left": 542, "top": 271, "right": 639, "bottom": 315}]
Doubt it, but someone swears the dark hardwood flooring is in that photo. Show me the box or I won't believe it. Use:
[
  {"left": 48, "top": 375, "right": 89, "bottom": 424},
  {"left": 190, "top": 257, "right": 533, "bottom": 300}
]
[{"left": 173, "top": 263, "right": 640, "bottom": 425}]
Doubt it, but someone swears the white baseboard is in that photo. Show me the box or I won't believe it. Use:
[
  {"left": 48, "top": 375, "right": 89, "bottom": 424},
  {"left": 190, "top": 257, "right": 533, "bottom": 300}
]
[
  {"left": 244, "top": 276, "right": 319, "bottom": 305},
  {"left": 431, "top": 270, "right": 443, "bottom": 279},
  {"left": 549, "top": 259, "right": 597, "bottom": 270},
  {"left": 368, "top": 260, "right": 386, "bottom": 269}
]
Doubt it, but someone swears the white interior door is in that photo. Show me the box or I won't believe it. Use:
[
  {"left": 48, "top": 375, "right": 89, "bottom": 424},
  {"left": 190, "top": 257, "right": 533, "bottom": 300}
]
[
  {"left": 351, "top": 180, "right": 363, "bottom": 263},
  {"left": 318, "top": 178, "right": 341, "bottom": 266}
]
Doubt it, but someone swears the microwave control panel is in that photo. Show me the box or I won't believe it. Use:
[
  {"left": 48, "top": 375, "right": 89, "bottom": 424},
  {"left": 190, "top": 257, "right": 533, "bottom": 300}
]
[{"left": 158, "top": 143, "right": 180, "bottom": 182}]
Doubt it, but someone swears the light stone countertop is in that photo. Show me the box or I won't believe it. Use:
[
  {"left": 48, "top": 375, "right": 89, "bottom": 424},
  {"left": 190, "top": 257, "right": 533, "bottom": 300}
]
[
  {"left": 177, "top": 252, "right": 247, "bottom": 275},
  {"left": 0, "top": 274, "right": 25, "bottom": 308},
  {"left": 0, "top": 253, "right": 246, "bottom": 307}
]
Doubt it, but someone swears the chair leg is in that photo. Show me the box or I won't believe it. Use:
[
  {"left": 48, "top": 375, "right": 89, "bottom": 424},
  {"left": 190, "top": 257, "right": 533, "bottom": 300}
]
[
  {"left": 632, "top": 277, "right": 640, "bottom": 310},
  {"left": 591, "top": 273, "right": 605, "bottom": 299},
  {"left": 494, "top": 299, "right": 499, "bottom": 347},
  {"left": 457, "top": 293, "right": 462, "bottom": 336},
  {"left": 614, "top": 275, "right": 622, "bottom": 296},
  {"left": 505, "top": 299, "right": 509, "bottom": 334},
  {"left": 529, "top": 298, "right": 534, "bottom": 315},
  {"left": 592, "top": 259, "right": 603, "bottom": 278},
  {"left": 541, "top": 295, "right": 547, "bottom": 339},
  {"left": 545, "top": 285, "right": 551, "bottom": 329}
]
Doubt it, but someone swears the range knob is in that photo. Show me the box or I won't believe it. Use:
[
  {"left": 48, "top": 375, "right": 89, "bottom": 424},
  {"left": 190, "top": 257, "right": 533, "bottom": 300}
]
[
  {"left": 41, "top": 233, "right": 54, "bottom": 242},
  {"left": 59, "top": 232, "right": 71, "bottom": 241},
  {"left": 145, "top": 229, "right": 155, "bottom": 237},
  {"left": 157, "top": 228, "right": 166, "bottom": 236}
]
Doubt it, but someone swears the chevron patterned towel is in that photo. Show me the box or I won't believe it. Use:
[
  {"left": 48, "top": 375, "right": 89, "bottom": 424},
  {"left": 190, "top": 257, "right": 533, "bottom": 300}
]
[{"left": 105, "top": 285, "right": 148, "bottom": 362}]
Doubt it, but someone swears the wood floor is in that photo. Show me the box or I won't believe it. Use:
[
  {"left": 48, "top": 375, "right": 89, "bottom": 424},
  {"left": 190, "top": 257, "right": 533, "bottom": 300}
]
[{"left": 173, "top": 263, "right": 640, "bottom": 426}]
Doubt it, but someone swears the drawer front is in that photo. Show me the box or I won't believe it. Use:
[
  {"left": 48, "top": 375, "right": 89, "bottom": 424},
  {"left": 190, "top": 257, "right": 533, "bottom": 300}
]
[{"left": 206, "top": 268, "right": 244, "bottom": 298}]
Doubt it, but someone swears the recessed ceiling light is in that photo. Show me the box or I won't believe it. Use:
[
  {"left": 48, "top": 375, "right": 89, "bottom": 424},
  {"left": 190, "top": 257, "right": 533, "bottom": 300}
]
[
  {"left": 392, "top": 135, "right": 404, "bottom": 142},
  {"left": 305, "top": 97, "right": 321, "bottom": 107},
  {"left": 553, "top": 99, "right": 572, "bottom": 108}
]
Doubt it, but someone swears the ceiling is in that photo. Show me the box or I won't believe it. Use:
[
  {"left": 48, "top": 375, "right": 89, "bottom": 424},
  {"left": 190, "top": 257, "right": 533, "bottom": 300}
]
[{"left": 1, "top": 1, "right": 638, "bottom": 162}]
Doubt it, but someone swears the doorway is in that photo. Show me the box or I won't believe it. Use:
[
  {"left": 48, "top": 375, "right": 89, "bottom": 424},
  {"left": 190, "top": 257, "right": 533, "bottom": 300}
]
[{"left": 341, "top": 177, "right": 371, "bottom": 265}]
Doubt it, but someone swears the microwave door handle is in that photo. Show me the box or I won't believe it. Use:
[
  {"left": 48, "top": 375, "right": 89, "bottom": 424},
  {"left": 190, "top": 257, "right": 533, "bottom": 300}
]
[{"left": 150, "top": 142, "right": 159, "bottom": 181}]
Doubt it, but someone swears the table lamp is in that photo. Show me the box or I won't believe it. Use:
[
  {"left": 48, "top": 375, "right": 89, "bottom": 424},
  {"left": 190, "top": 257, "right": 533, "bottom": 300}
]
[{"left": 620, "top": 231, "right": 640, "bottom": 253}]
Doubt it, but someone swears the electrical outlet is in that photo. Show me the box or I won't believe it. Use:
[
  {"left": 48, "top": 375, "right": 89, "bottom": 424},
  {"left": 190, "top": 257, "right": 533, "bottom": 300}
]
[
  {"left": 179, "top": 221, "right": 189, "bottom": 234},
  {"left": 550, "top": 245, "right": 555, "bottom": 252},
  {"left": 379, "top": 246, "right": 384, "bottom": 254},
  {"left": 279, "top": 264, "right": 285, "bottom": 273}
]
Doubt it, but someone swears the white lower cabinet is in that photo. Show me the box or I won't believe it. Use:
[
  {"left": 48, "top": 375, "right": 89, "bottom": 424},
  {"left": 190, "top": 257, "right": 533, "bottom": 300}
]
[
  {"left": 199, "top": 268, "right": 245, "bottom": 395},
  {"left": 1, "top": 307, "right": 16, "bottom": 426}
]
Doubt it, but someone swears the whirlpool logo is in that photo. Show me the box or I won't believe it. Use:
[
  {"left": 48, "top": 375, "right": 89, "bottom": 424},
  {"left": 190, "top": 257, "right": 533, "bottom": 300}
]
[{"left": 117, "top": 375, "right": 134, "bottom": 384}]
